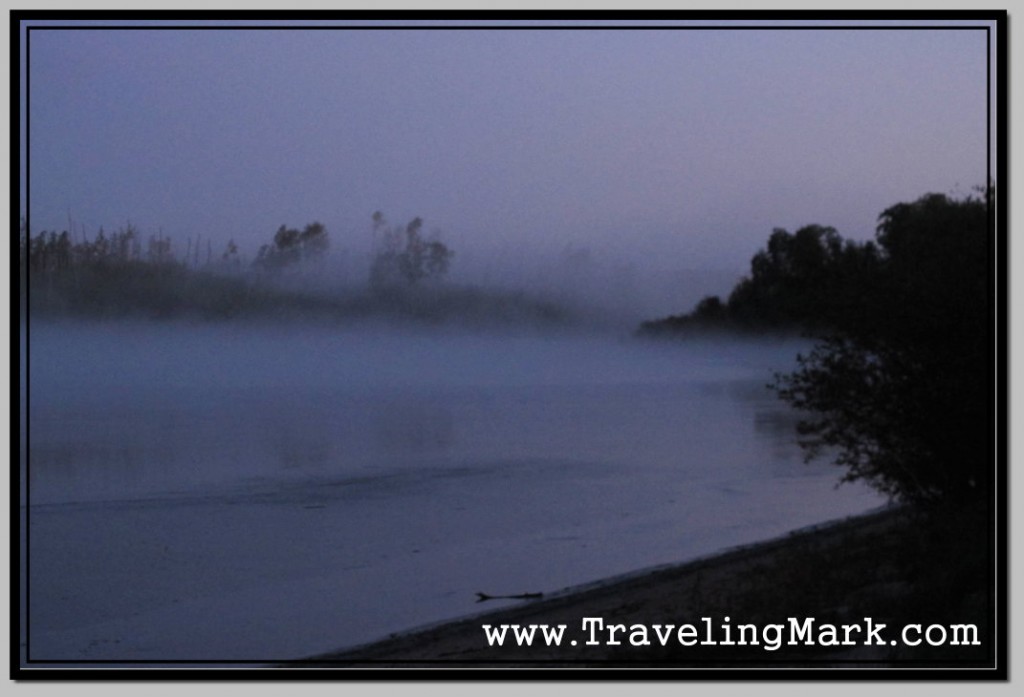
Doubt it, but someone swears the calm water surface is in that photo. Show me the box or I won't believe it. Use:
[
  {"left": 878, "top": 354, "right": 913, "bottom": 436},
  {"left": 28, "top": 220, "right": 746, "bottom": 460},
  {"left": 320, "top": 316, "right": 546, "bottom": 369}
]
[{"left": 22, "top": 322, "right": 882, "bottom": 661}]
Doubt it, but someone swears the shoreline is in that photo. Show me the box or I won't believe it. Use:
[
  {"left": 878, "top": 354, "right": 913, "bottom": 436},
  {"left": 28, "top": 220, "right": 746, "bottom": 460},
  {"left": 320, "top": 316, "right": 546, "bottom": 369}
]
[{"left": 296, "top": 502, "right": 993, "bottom": 668}]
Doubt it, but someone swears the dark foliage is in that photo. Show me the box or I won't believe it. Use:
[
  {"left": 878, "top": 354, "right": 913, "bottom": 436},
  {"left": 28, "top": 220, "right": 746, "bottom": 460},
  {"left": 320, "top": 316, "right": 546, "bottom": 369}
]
[
  {"left": 369, "top": 212, "right": 454, "bottom": 290},
  {"left": 253, "top": 221, "right": 329, "bottom": 271},
  {"left": 772, "top": 191, "right": 991, "bottom": 504},
  {"left": 20, "top": 217, "right": 575, "bottom": 328},
  {"left": 639, "top": 224, "right": 882, "bottom": 336},
  {"left": 636, "top": 189, "right": 991, "bottom": 505}
]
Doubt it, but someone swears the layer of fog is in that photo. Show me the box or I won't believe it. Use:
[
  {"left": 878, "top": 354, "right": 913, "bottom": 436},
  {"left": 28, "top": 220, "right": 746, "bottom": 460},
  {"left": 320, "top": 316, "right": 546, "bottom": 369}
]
[
  {"left": 22, "top": 321, "right": 883, "bottom": 662},
  {"left": 185, "top": 219, "right": 745, "bottom": 329}
]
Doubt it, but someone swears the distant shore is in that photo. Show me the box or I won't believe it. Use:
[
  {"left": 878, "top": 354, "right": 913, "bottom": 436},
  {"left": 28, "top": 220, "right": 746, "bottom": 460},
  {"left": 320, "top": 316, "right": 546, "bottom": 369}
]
[{"left": 299, "top": 503, "right": 993, "bottom": 669}]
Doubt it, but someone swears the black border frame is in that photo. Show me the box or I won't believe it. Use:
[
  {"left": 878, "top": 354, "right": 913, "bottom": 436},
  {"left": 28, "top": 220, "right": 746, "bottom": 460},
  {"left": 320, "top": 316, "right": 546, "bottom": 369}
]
[{"left": 12, "top": 8, "right": 1008, "bottom": 681}]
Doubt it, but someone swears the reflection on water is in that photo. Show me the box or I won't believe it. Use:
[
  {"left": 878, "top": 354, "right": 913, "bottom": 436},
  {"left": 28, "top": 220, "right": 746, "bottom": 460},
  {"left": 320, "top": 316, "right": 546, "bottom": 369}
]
[
  {"left": 27, "top": 379, "right": 822, "bottom": 505},
  {"left": 24, "top": 323, "right": 835, "bottom": 504}
]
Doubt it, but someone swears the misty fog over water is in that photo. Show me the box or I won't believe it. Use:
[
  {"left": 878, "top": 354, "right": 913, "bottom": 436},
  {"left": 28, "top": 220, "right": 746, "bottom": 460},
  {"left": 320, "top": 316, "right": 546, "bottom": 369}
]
[{"left": 22, "top": 321, "right": 883, "bottom": 661}]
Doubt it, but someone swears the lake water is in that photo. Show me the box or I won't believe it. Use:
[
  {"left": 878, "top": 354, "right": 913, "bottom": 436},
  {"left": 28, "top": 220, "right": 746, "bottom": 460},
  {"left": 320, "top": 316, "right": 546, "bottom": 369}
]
[{"left": 21, "top": 321, "right": 883, "bottom": 662}]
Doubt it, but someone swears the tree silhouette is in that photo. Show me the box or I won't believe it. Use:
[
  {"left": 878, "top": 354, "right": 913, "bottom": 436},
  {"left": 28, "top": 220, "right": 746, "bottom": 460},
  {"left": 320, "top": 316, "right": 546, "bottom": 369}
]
[
  {"left": 773, "top": 190, "right": 991, "bottom": 504},
  {"left": 640, "top": 223, "right": 880, "bottom": 335},
  {"left": 369, "top": 212, "right": 453, "bottom": 289},
  {"left": 254, "top": 222, "right": 329, "bottom": 270}
]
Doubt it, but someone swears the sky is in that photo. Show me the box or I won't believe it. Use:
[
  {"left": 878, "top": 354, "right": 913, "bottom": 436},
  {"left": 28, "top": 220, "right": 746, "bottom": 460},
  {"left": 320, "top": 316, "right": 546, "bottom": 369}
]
[{"left": 19, "top": 17, "right": 994, "bottom": 313}]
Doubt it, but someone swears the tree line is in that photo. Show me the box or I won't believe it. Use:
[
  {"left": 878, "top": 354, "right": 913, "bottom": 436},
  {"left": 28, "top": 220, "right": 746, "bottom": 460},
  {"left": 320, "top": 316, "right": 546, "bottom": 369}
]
[
  {"left": 642, "top": 189, "right": 993, "bottom": 507},
  {"left": 22, "top": 212, "right": 452, "bottom": 284},
  {"left": 638, "top": 222, "right": 881, "bottom": 336},
  {"left": 20, "top": 212, "right": 456, "bottom": 320}
]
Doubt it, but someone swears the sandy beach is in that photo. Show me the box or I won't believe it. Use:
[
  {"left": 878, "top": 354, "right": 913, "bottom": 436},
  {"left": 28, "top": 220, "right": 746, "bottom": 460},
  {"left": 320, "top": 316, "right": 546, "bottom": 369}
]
[{"left": 302, "top": 504, "right": 994, "bottom": 669}]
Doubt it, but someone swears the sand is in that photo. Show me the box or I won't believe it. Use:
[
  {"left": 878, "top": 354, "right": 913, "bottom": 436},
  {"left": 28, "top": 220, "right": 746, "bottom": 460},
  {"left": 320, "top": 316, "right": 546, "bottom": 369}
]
[{"left": 296, "top": 503, "right": 995, "bottom": 670}]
